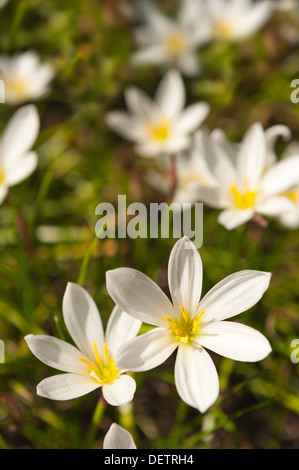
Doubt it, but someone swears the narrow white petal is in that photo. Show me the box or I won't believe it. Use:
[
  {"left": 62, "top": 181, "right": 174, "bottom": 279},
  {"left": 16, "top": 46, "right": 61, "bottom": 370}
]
[
  {"left": 218, "top": 208, "right": 255, "bottom": 230},
  {"left": 168, "top": 237, "right": 203, "bottom": 317},
  {"left": 3, "top": 151, "right": 37, "bottom": 187},
  {"left": 124, "top": 86, "right": 158, "bottom": 118},
  {"left": 25, "top": 334, "right": 88, "bottom": 373},
  {"left": 237, "top": 123, "right": 267, "bottom": 189},
  {"left": 174, "top": 344, "right": 219, "bottom": 413},
  {"left": 62, "top": 282, "right": 105, "bottom": 361},
  {"left": 102, "top": 374, "right": 136, "bottom": 406},
  {"left": 115, "top": 328, "right": 177, "bottom": 372},
  {"left": 106, "top": 268, "right": 174, "bottom": 328},
  {"left": 103, "top": 423, "right": 137, "bottom": 449},
  {"left": 37, "top": 373, "right": 100, "bottom": 400},
  {"left": 176, "top": 103, "right": 210, "bottom": 133},
  {"left": 198, "top": 321, "right": 272, "bottom": 362},
  {"left": 105, "top": 112, "right": 141, "bottom": 141},
  {"left": 155, "top": 69, "right": 185, "bottom": 118},
  {"left": 105, "top": 305, "right": 142, "bottom": 358},
  {"left": 198, "top": 270, "right": 271, "bottom": 323},
  {"left": 1, "top": 105, "right": 39, "bottom": 162},
  {"left": 0, "top": 185, "right": 8, "bottom": 205},
  {"left": 257, "top": 196, "right": 295, "bottom": 216},
  {"left": 260, "top": 156, "right": 299, "bottom": 198}
]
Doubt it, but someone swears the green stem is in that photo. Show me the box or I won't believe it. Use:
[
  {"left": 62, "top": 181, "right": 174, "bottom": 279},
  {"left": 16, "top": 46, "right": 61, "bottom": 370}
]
[{"left": 85, "top": 398, "right": 106, "bottom": 448}]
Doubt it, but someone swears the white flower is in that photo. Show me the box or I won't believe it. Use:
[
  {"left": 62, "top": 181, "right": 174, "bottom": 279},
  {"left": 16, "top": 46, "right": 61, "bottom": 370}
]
[
  {"left": 0, "top": 105, "right": 40, "bottom": 205},
  {"left": 272, "top": 141, "right": 299, "bottom": 229},
  {"left": 195, "top": 123, "right": 299, "bottom": 230},
  {"left": 25, "top": 283, "right": 141, "bottom": 406},
  {"left": 106, "top": 237, "right": 272, "bottom": 413},
  {"left": 103, "top": 423, "right": 137, "bottom": 449},
  {"left": 0, "top": 0, "right": 8, "bottom": 7},
  {"left": 200, "top": 0, "right": 272, "bottom": 42},
  {"left": 145, "top": 130, "right": 219, "bottom": 204},
  {"left": 105, "top": 69, "right": 210, "bottom": 158},
  {"left": 132, "top": 0, "right": 211, "bottom": 76},
  {"left": 0, "top": 51, "right": 55, "bottom": 105}
]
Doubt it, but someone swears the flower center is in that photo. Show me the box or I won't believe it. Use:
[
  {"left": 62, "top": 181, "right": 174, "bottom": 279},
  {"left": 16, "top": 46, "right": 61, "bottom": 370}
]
[
  {"left": 213, "top": 20, "right": 233, "bottom": 39},
  {"left": 231, "top": 185, "right": 257, "bottom": 209},
  {"left": 165, "top": 306, "right": 205, "bottom": 345},
  {"left": 5, "top": 76, "right": 28, "bottom": 98},
  {"left": 165, "top": 31, "right": 187, "bottom": 56},
  {"left": 284, "top": 188, "right": 299, "bottom": 205},
  {"left": 0, "top": 167, "right": 4, "bottom": 184},
  {"left": 78, "top": 342, "right": 120, "bottom": 385},
  {"left": 148, "top": 119, "right": 170, "bottom": 141}
]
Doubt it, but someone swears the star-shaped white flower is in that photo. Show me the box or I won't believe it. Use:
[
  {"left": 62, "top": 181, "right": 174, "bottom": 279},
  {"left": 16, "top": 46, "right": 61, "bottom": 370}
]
[
  {"left": 195, "top": 123, "right": 299, "bottom": 230},
  {"left": 105, "top": 69, "right": 209, "bottom": 158},
  {"left": 0, "top": 104, "right": 40, "bottom": 205},
  {"left": 106, "top": 237, "right": 272, "bottom": 413},
  {"left": 200, "top": 0, "right": 272, "bottom": 42},
  {"left": 103, "top": 423, "right": 137, "bottom": 449},
  {"left": 0, "top": 50, "right": 55, "bottom": 105},
  {"left": 25, "top": 283, "right": 141, "bottom": 406},
  {"left": 132, "top": 0, "right": 211, "bottom": 76}
]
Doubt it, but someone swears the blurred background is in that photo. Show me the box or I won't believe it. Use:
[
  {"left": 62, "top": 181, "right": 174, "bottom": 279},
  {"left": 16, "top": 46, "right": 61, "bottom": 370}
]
[{"left": 0, "top": 0, "right": 299, "bottom": 449}]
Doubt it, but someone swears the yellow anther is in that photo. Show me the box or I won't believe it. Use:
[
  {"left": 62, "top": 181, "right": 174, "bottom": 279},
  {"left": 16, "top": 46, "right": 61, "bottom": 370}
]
[
  {"left": 93, "top": 342, "right": 102, "bottom": 366},
  {"left": 148, "top": 120, "right": 170, "bottom": 141},
  {"left": 231, "top": 185, "right": 257, "bottom": 210},
  {"left": 78, "top": 357, "right": 96, "bottom": 370},
  {"left": 104, "top": 343, "right": 110, "bottom": 363},
  {"left": 180, "top": 305, "right": 189, "bottom": 322}
]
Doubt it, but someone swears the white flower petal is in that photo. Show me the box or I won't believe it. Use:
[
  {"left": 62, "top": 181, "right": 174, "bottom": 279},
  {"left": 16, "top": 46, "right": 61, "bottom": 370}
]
[
  {"left": 260, "top": 156, "right": 299, "bottom": 198},
  {"left": 102, "top": 374, "right": 136, "bottom": 406},
  {"left": 103, "top": 423, "right": 137, "bottom": 449},
  {"left": 25, "top": 334, "right": 88, "bottom": 374},
  {"left": 174, "top": 344, "right": 219, "bottom": 413},
  {"left": 237, "top": 123, "right": 267, "bottom": 189},
  {"left": 168, "top": 237, "right": 203, "bottom": 317},
  {"left": 198, "top": 321, "right": 272, "bottom": 362},
  {"left": 3, "top": 151, "right": 37, "bottom": 186},
  {"left": 62, "top": 282, "right": 105, "bottom": 361},
  {"left": 257, "top": 196, "right": 295, "bottom": 216},
  {"left": 1, "top": 105, "right": 39, "bottom": 163},
  {"left": 198, "top": 270, "right": 271, "bottom": 323},
  {"left": 106, "top": 268, "right": 174, "bottom": 327},
  {"left": 155, "top": 69, "right": 185, "bottom": 118},
  {"left": 37, "top": 373, "right": 100, "bottom": 400},
  {"left": 105, "top": 305, "right": 142, "bottom": 359},
  {"left": 218, "top": 207, "right": 255, "bottom": 230},
  {"left": 115, "top": 328, "right": 177, "bottom": 372},
  {"left": 176, "top": 103, "right": 210, "bottom": 133},
  {"left": 105, "top": 112, "right": 141, "bottom": 141},
  {"left": 0, "top": 185, "right": 8, "bottom": 205}
]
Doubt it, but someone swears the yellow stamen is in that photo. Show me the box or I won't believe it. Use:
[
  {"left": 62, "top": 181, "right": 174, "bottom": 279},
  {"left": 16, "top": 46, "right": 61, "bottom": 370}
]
[
  {"left": 0, "top": 168, "right": 3, "bottom": 184},
  {"left": 5, "top": 77, "right": 28, "bottom": 97},
  {"left": 231, "top": 185, "right": 257, "bottom": 210},
  {"left": 148, "top": 120, "right": 170, "bottom": 141},
  {"left": 78, "top": 342, "right": 120, "bottom": 385},
  {"left": 104, "top": 342, "right": 109, "bottom": 363},
  {"left": 164, "top": 307, "right": 205, "bottom": 345},
  {"left": 165, "top": 32, "right": 187, "bottom": 56},
  {"left": 284, "top": 189, "right": 299, "bottom": 204},
  {"left": 213, "top": 21, "right": 233, "bottom": 38},
  {"left": 93, "top": 342, "right": 102, "bottom": 366}
]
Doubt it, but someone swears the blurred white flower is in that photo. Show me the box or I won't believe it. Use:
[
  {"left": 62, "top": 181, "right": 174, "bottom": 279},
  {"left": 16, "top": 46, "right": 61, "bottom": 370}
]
[
  {"left": 272, "top": 141, "right": 299, "bottom": 229},
  {"left": 132, "top": 0, "right": 211, "bottom": 76},
  {"left": 0, "top": 105, "right": 40, "bottom": 205},
  {"left": 0, "top": 0, "right": 8, "bottom": 7},
  {"left": 200, "top": 0, "right": 272, "bottom": 42},
  {"left": 25, "top": 283, "right": 141, "bottom": 406},
  {"left": 145, "top": 130, "right": 218, "bottom": 203},
  {"left": 195, "top": 123, "right": 299, "bottom": 230},
  {"left": 106, "top": 237, "right": 272, "bottom": 414},
  {"left": 105, "top": 69, "right": 209, "bottom": 158},
  {"left": 0, "top": 51, "right": 55, "bottom": 105},
  {"left": 103, "top": 423, "right": 137, "bottom": 449}
]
